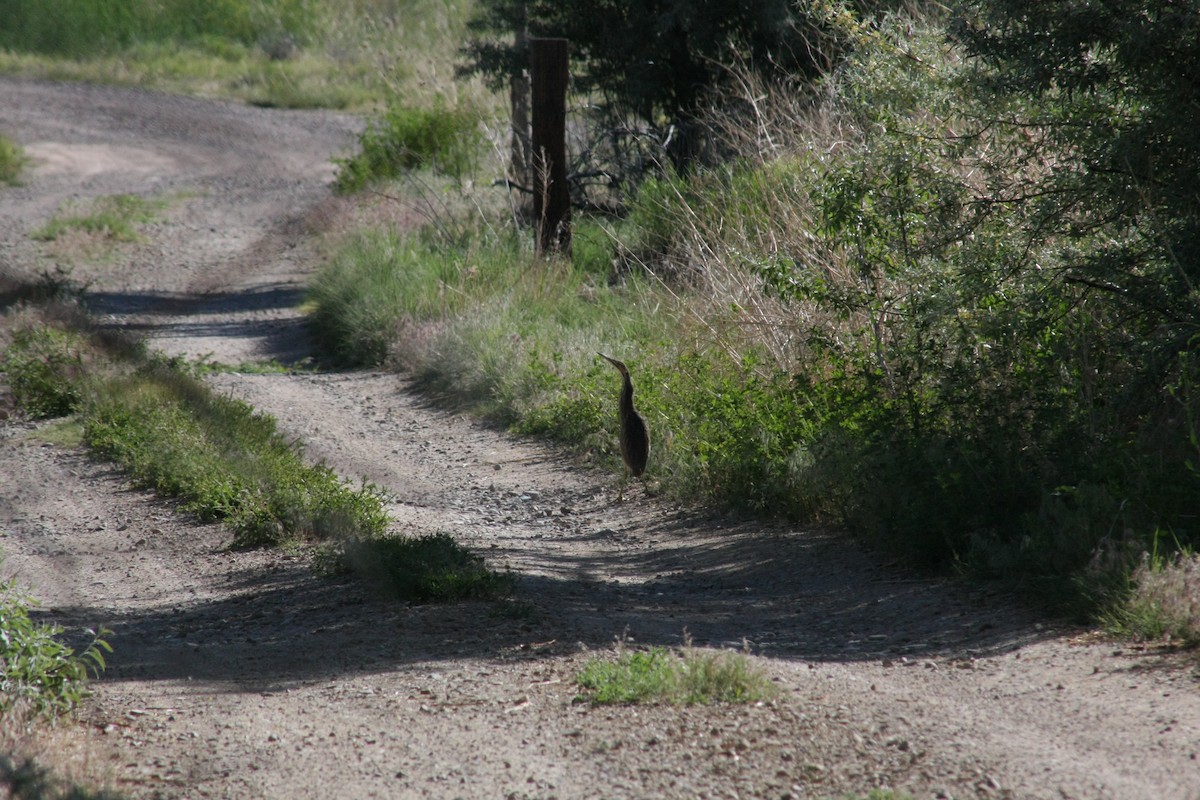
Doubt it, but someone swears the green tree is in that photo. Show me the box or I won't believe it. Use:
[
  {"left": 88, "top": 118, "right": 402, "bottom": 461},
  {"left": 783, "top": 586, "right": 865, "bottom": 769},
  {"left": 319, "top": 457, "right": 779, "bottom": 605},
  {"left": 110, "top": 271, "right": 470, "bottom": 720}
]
[
  {"left": 953, "top": 0, "right": 1200, "bottom": 386},
  {"left": 460, "top": 0, "right": 862, "bottom": 168}
]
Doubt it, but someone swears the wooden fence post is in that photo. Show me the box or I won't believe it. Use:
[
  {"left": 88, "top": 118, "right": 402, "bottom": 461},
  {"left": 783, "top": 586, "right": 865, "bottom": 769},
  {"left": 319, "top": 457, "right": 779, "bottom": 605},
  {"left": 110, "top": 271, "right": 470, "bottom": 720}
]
[{"left": 530, "top": 37, "right": 570, "bottom": 256}]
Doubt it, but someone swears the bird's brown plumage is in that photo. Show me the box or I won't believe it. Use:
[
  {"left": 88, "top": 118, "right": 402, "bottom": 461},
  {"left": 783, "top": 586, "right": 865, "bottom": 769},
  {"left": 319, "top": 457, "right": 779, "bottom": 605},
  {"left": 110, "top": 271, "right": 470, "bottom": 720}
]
[{"left": 598, "top": 353, "right": 650, "bottom": 479}]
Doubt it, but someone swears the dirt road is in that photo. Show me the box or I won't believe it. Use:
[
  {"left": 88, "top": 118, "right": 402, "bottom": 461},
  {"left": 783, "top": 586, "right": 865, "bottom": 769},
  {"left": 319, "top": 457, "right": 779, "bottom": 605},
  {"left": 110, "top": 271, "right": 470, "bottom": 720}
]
[{"left": 1, "top": 77, "right": 1198, "bottom": 800}]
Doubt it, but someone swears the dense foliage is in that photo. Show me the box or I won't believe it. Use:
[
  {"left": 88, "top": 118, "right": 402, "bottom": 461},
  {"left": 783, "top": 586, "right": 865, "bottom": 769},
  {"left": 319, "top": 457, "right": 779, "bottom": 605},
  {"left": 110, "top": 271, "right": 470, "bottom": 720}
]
[
  {"left": 317, "top": 2, "right": 1200, "bottom": 615},
  {"left": 460, "top": 0, "right": 887, "bottom": 167}
]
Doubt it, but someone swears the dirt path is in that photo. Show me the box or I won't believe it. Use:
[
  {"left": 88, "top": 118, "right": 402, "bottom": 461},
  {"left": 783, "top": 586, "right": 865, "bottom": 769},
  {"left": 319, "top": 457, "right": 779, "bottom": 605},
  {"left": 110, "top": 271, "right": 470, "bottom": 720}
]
[{"left": 1, "top": 77, "right": 1198, "bottom": 800}]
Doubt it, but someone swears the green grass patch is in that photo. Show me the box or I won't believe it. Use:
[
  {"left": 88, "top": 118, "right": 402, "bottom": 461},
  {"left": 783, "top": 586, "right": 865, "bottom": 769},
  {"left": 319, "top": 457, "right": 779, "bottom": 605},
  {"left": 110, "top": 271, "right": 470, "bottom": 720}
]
[
  {"left": 334, "top": 101, "right": 481, "bottom": 192},
  {"left": 575, "top": 645, "right": 777, "bottom": 706},
  {"left": 81, "top": 356, "right": 390, "bottom": 548},
  {"left": 0, "top": 0, "right": 488, "bottom": 113},
  {"left": 0, "top": 572, "right": 110, "bottom": 720},
  {"left": 32, "top": 194, "right": 167, "bottom": 244},
  {"left": 0, "top": 134, "right": 27, "bottom": 185}
]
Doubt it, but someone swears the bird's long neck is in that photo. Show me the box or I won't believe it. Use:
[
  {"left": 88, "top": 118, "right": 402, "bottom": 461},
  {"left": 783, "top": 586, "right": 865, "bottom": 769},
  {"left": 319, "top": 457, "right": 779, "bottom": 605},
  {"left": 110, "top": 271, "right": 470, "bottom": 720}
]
[{"left": 620, "top": 376, "right": 635, "bottom": 415}]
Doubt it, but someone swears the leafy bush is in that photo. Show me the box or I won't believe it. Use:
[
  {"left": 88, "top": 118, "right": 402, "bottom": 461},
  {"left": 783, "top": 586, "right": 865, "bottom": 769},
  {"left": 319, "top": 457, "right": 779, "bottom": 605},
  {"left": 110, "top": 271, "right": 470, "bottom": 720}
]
[
  {"left": 0, "top": 575, "right": 110, "bottom": 719},
  {"left": 0, "top": 326, "right": 86, "bottom": 419},
  {"left": 334, "top": 101, "right": 481, "bottom": 192}
]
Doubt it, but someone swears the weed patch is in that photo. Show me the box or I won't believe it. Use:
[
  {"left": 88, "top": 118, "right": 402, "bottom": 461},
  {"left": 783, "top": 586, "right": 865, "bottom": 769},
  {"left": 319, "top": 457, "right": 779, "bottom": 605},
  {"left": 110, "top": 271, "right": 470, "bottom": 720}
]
[
  {"left": 32, "top": 194, "right": 166, "bottom": 244},
  {"left": 575, "top": 644, "right": 776, "bottom": 706},
  {"left": 331, "top": 533, "right": 515, "bottom": 603},
  {"left": 0, "top": 134, "right": 27, "bottom": 185},
  {"left": 1107, "top": 548, "right": 1200, "bottom": 647}
]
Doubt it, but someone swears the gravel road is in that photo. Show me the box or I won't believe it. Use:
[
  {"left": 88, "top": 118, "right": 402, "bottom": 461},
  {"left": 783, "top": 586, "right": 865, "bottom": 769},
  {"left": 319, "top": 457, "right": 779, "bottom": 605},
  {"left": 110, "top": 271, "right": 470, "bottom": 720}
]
[{"left": 2, "top": 76, "right": 1199, "bottom": 800}]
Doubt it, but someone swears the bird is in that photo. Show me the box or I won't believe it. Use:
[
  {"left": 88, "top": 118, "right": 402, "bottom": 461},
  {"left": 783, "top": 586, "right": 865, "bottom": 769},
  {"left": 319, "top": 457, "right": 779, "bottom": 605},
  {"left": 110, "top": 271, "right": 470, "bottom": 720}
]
[{"left": 598, "top": 352, "right": 650, "bottom": 498}]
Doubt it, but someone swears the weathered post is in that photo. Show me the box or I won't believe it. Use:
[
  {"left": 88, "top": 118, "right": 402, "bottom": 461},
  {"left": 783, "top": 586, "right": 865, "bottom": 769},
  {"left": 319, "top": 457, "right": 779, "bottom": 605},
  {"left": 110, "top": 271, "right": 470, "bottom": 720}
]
[{"left": 530, "top": 37, "right": 570, "bottom": 256}]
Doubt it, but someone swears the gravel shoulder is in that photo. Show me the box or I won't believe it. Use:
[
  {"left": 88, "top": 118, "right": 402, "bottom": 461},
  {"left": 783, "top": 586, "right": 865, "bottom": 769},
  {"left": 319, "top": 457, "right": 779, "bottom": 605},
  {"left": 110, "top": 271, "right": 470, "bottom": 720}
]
[{"left": 2, "top": 76, "right": 1199, "bottom": 800}]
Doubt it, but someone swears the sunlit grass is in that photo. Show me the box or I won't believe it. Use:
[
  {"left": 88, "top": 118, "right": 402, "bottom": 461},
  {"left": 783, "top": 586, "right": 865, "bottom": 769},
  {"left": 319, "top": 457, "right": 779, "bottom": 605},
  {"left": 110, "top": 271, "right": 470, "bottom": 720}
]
[
  {"left": 0, "top": 0, "right": 493, "bottom": 113},
  {"left": 575, "top": 644, "right": 777, "bottom": 706},
  {"left": 32, "top": 194, "right": 168, "bottom": 244}
]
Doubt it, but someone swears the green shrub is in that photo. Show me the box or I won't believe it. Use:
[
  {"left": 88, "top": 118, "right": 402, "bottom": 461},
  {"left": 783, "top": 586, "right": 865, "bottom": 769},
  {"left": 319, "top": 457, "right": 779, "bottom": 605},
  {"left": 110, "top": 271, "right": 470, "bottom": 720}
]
[
  {"left": 333, "top": 533, "right": 515, "bottom": 602},
  {"left": 334, "top": 101, "right": 481, "bottom": 192},
  {"left": 0, "top": 574, "right": 110, "bottom": 719},
  {"left": 0, "top": 326, "right": 86, "bottom": 419}
]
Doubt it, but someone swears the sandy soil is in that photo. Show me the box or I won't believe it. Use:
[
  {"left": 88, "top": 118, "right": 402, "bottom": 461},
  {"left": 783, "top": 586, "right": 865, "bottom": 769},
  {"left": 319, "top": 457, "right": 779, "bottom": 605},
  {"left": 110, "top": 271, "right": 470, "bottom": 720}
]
[{"left": 1, "top": 76, "right": 1199, "bottom": 800}]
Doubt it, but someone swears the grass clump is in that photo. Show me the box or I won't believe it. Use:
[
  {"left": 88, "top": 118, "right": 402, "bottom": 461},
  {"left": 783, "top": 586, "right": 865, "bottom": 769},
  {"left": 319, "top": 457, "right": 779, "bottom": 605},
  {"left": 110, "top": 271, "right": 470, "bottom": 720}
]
[
  {"left": 334, "top": 101, "right": 481, "bottom": 193},
  {"left": 32, "top": 194, "right": 167, "bottom": 244},
  {"left": 332, "top": 532, "right": 515, "bottom": 602},
  {"left": 575, "top": 644, "right": 776, "bottom": 706},
  {"left": 81, "top": 356, "right": 390, "bottom": 548},
  {"left": 0, "top": 134, "right": 27, "bottom": 185},
  {"left": 0, "top": 573, "right": 110, "bottom": 720},
  {"left": 1107, "top": 546, "right": 1200, "bottom": 647}
]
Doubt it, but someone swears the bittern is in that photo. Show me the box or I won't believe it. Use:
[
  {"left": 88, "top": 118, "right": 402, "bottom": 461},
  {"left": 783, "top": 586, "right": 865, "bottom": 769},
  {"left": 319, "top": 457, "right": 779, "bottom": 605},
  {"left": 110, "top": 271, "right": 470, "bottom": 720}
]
[{"left": 598, "top": 353, "right": 650, "bottom": 497}]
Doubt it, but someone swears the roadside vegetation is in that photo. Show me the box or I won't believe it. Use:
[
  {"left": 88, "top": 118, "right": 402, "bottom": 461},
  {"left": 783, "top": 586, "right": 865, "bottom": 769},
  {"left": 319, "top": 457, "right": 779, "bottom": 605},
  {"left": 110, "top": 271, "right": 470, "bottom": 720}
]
[
  {"left": 0, "top": 564, "right": 114, "bottom": 799},
  {"left": 0, "top": 288, "right": 510, "bottom": 604},
  {"left": 309, "top": 0, "right": 1200, "bottom": 638},
  {"left": 0, "top": 572, "right": 110, "bottom": 720}
]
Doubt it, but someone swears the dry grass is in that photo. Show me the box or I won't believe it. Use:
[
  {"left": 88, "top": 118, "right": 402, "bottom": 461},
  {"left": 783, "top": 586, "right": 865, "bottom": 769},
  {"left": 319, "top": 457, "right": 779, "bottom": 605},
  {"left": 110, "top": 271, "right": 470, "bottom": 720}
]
[
  {"left": 1116, "top": 551, "right": 1200, "bottom": 646},
  {"left": 0, "top": 701, "right": 118, "bottom": 799}
]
